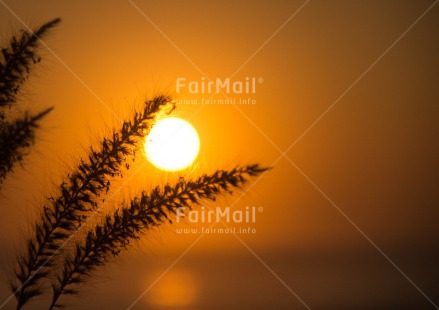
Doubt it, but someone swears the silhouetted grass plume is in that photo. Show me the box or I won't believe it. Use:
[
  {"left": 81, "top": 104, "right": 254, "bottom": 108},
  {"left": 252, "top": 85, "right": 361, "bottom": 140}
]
[
  {"left": 0, "top": 18, "right": 60, "bottom": 187},
  {"left": 49, "top": 164, "right": 268, "bottom": 309},
  {"left": 0, "top": 107, "right": 52, "bottom": 185},
  {"left": 10, "top": 95, "right": 173, "bottom": 309},
  {"left": 2, "top": 16, "right": 271, "bottom": 310},
  {"left": 0, "top": 18, "right": 60, "bottom": 124}
]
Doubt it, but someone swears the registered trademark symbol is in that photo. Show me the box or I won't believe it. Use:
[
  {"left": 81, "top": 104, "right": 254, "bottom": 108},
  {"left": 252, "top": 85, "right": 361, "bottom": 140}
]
[
  {"left": 258, "top": 206, "right": 264, "bottom": 212},
  {"left": 258, "top": 77, "right": 264, "bottom": 84}
]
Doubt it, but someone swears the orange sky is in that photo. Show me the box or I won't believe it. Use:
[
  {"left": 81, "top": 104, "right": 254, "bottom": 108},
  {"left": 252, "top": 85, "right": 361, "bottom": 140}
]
[{"left": 0, "top": 0, "right": 438, "bottom": 309}]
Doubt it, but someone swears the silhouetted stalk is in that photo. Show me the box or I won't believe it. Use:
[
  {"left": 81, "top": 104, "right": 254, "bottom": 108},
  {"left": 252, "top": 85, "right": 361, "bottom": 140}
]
[
  {"left": 49, "top": 164, "right": 268, "bottom": 309},
  {"left": 0, "top": 18, "right": 60, "bottom": 124},
  {"left": 0, "top": 107, "right": 52, "bottom": 185},
  {"left": 11, "top": 95, "right": 173, "bottom": 309}
]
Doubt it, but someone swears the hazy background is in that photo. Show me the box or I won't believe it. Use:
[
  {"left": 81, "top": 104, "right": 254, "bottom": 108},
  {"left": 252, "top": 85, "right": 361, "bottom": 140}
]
[{"left": 0, "top": 0, "right": 438, "bottom": 309}]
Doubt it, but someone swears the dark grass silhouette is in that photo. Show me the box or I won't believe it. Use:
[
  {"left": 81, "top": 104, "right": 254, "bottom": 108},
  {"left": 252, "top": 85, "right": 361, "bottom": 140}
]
[
  {"left": 2, "top": 17, "right": 270, "bottom": 310},
  {"left": 10, "top": 96, "right": 174, "bottom": 309},
  {"left": 0, "top": 18, "right": 60, "bottom": 186},
  {"left": 0, "top": 107, "right": 52, "bottom": 185},
  {"left": 49, "top": 164, "right": 268, "bottom": 309},
  {"left": 0, "top": 18, "right": 60, "bottom": 123}
]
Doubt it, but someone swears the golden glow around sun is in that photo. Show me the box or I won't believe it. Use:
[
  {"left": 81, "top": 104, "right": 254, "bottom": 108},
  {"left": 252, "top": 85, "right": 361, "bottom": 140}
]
[{"left": 145, "top": 117, "right": 200, "bottom": 171}]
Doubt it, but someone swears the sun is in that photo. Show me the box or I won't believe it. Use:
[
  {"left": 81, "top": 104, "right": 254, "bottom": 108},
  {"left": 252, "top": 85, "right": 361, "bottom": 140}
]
[{"left": 144, "top": 117, "right": 200, "bottom": 171}]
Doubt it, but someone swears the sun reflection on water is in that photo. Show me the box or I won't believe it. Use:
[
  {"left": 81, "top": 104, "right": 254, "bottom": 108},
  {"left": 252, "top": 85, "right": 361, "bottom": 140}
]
[{"left": 146, "top": 269, "right": 198, "bottom": 308}]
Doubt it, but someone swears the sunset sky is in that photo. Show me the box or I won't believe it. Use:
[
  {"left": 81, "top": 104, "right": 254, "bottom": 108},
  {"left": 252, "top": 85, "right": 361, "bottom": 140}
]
[{"left": 0, "top": 0, "right": 438, "bottom": 309}]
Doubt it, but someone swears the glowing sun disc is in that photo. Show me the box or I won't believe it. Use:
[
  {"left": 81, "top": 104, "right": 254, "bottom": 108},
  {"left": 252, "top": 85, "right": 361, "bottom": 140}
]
[{"left": 145, "top": 117, "right": 200, "bottom": 171}]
